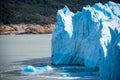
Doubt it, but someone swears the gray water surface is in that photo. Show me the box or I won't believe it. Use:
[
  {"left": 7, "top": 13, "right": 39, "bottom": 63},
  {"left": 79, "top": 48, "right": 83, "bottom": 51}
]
[
  {"left": 0, "top": 34, "right": 52, "bottom": 80},
  {"left": 0, "top": 34, "right": 99, "bottom": 80}
]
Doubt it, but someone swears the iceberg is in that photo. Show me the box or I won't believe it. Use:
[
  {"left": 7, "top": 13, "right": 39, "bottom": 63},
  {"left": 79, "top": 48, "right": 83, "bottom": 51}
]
[{"left": 52, "top": 1, "right": 120, "bottom": 80}]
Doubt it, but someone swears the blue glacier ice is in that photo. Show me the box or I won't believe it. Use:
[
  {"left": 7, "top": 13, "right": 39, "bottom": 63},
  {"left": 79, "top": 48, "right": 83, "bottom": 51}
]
[
  {"left": 22, "top": 65, "right": 53, "bottom": 72},
  {"left": 22, "top": 65, "right": 37, "bottom": 72},
  {"left": 52, "top": 1, "right": 120, "bottom": 80}
]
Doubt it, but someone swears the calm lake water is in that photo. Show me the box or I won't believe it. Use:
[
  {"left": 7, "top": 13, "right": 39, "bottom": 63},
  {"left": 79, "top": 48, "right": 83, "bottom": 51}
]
[{"left": 0, "top": 34, "right": 99, "bottom": 80}]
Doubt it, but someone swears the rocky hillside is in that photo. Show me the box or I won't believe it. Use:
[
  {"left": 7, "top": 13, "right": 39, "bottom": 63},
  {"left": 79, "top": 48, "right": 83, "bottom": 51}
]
[
  {"left": 0, "top": 24, "right": 55, "bottom": 35},
  {"left": 0, "top": 0, "right": 119, "bottom": 24},
  {"left": 0, "top": 0, "right": 119, "bottom": 34}
]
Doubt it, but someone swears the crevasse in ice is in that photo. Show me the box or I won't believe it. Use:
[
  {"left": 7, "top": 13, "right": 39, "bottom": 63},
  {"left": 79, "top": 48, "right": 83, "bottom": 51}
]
[{"left": 52, "top": 1, "right": 120, "bottom": 80}]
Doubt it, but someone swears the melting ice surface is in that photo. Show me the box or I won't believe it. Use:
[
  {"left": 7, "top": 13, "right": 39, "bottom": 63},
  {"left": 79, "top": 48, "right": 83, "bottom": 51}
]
[{"left": 52, "top": 1, "right": 120, "bottom": 80}]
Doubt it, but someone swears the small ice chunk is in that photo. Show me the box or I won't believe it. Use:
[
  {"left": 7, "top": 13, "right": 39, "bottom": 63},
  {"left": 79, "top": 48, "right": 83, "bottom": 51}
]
[
  {"left": 44, "top": 65, "right": 53, "bottom": 71},
  {"left": 36, "top": 65, "right": 53, "bottom": 71},
  {"left": 22, "top": 65, "right": 37, "bottom": 72},
  {"left": 60, "top": 73, "right": 70, "bottom": 77},
  {"left": 22, "top": 65, "right": 53, "bottom": 72}
]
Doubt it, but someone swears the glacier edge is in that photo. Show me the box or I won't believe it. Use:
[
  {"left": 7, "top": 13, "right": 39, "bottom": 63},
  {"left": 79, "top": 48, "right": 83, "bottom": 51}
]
[{"left": 52, "top": 1, "right": 120, "bottom": 80}]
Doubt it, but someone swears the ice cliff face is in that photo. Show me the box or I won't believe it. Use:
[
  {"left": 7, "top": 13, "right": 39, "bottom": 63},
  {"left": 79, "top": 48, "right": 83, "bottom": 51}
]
[
  {"left": 52, "top": 1, "right": 120, "bottom": 80},
  {"left": 99, "top": 2, "right": 120, "bottom": 80}
]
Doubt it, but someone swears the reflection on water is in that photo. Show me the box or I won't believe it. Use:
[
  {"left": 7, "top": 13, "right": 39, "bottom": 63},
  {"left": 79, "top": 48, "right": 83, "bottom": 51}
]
[{"left": 0, "top": 34, "right": 99, "bottom": 80}]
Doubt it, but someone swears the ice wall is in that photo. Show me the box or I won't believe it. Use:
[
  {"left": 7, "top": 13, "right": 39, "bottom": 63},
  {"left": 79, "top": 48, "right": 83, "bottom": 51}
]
[
  {"left": 52, "top": 1, "right": 120, "bottom": 79},
  {"left": 52, "top": 5, "right": 102, "bottom": 67},
  {"left": 99, "top": 2, "right": 120, "bottom": 80}
]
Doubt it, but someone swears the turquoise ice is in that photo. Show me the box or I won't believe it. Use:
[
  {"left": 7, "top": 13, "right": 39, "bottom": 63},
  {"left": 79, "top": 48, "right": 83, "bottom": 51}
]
[
  {"left": 52, "top": 1, "right": 120, "bottom": 80},
  {"left": 22, "top": 65, "right": 53, "bottom": 72}
]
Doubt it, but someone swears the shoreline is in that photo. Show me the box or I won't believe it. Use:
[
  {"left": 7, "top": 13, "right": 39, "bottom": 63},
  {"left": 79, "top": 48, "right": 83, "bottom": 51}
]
[{"left": 0, "top": 24, "right": 55, "bottom": 35}]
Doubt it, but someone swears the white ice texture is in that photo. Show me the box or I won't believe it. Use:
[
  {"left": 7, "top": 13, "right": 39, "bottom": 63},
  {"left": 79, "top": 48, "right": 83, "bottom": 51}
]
[{"left": 52, "top": 1, "right": 120, "bottom": 80}]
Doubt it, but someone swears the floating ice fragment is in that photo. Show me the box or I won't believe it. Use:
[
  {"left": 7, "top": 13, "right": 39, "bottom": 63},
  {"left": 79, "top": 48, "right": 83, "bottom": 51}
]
[
  {"left": 60, "top": 73, "right": 70, "bottom": 77},
  {"left": 22, "top": 65, "right": 37, "bottom": 72},
  {"left": 22, "top": 65, "right": 53, "bottom": 72}
]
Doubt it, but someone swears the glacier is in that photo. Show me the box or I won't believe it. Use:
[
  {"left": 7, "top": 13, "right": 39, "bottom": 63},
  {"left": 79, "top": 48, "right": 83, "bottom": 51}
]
[{"left": 52, "top": 1, "right": 120, "bottom": 80}]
